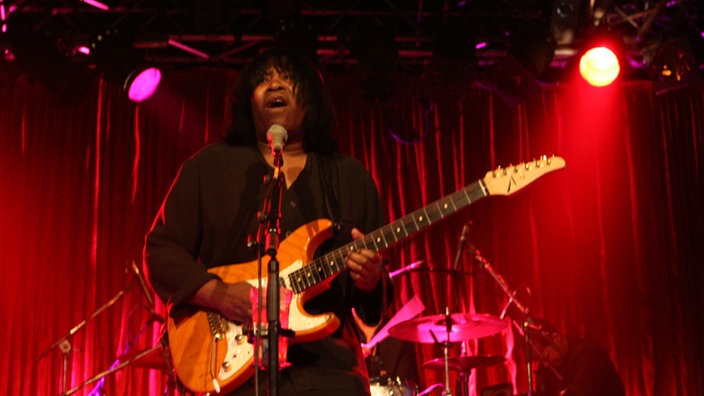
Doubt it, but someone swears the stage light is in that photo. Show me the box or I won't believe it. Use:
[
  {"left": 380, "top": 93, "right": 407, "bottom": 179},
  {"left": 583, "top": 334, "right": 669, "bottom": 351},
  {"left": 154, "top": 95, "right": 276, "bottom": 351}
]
[
  {"left": 124, "top": 67, "right": 161, "bottom": 103},
  {"left": 575, "top": 29, "right": 624, "bottom": 87},
  {"left": 90, "top": 28, "right": 161, "bottom": 102},
  {"left": 81, "top": 0, "right": 109, "bottom": 11},
  {"left": 579, "top": 46, "right": 620, "bottom": 87},
  {"left": 1, "top": 0, "right": 8, "bottom": 33}
]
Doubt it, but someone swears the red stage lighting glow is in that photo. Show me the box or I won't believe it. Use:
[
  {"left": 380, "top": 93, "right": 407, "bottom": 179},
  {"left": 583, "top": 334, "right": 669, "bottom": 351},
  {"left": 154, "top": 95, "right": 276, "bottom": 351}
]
[
  {"left": 1, "top": 1, "right": 9, "bottom": 33},
  {"left": 579, "top": 46, "right": 620, "bottom": 87},
  {"left": 125, "top": 67, "right": 161, "bottom": 103}
]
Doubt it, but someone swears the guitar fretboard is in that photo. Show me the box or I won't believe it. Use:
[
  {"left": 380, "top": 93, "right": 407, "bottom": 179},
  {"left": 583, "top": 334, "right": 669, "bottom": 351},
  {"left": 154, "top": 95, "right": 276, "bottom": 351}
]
[{"left": 286, "top": 179, "right": 489, "bottom": 293}]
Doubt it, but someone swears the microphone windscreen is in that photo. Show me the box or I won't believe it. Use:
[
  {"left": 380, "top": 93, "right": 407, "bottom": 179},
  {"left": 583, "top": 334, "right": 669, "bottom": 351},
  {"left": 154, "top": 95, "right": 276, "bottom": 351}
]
[{"left": 266, "top": 124, "right": 288, "bottom": 153}]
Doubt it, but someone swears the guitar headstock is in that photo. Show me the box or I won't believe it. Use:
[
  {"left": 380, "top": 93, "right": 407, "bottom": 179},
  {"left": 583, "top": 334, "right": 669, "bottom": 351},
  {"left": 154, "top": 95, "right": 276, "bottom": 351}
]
[{"left": 483, "top": 155, "right": 566, "bottom": 196}]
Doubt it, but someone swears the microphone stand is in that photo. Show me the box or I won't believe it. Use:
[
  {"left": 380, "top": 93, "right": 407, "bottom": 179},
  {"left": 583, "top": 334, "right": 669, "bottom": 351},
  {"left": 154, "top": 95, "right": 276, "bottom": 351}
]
[
  {"left": 37, "top": 285, "right": 128, "bottom": 395},
  {"left": 467, "top": 242, "right": 535, "bottom": 396},
  {"left": 86, "top": 303, "right": 165, "bottom": 396},
  {"left": 263, "top": 150, "right": 284, "bottom": 396}
]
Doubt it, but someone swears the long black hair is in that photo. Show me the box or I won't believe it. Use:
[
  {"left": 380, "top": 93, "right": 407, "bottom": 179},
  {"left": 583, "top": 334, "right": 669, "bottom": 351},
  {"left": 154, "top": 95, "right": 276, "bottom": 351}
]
[{"left": 222, "top": 47, "right": 337, "bottom": 155}]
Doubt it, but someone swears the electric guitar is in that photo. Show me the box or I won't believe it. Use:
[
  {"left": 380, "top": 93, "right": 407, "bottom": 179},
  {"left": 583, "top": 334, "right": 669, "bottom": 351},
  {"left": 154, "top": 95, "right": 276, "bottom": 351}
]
[{"left": 167, "top": 155, "right": 566, "bottom": 393}]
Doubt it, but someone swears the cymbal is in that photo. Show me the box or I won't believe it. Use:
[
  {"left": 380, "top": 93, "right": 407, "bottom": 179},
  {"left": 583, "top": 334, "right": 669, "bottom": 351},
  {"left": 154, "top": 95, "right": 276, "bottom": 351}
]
[
  {"left": 423, "top": 355, "right": 506, "bottom": 372},
  {"left": 118, "top": 346, "right": 169, "bottom": 371},
  {"left": 388, "top": 313, "right": 507, "bottom": 344}
]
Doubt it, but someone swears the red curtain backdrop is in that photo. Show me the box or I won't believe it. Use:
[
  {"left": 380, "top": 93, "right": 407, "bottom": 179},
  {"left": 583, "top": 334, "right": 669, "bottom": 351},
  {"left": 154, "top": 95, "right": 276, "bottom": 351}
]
[{"left": 1, "top": 65, "right": 702, "bottom": 396}]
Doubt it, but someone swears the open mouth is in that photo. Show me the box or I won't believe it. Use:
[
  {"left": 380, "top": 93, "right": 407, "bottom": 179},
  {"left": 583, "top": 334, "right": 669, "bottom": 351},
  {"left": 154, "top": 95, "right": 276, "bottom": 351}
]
[{"left": 266, "top": 96, "right": 288, "bottom": 109}]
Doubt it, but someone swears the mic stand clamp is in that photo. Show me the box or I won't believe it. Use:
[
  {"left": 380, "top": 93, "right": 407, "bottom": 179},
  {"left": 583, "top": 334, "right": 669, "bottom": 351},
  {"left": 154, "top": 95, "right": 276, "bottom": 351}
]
[{"left": 59, "top": 339, "right": 72, "bottom": 395}]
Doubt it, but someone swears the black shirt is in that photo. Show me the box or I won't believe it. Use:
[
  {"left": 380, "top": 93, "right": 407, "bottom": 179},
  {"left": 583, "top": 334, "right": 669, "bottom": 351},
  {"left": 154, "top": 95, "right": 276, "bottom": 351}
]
[{"left": 145, "top": 142, "right": 390, "bottom": 394}]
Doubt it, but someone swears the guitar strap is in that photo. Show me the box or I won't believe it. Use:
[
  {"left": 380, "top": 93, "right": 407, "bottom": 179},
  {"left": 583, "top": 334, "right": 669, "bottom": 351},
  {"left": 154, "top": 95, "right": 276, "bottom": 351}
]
[{"left": 317, "top": 153, "right": 342, "bottom": 235}]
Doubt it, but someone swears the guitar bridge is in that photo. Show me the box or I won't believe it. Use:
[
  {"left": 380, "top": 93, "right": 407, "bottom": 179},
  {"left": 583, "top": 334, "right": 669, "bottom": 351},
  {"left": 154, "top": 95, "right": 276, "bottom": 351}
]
[{"left": 206, "top": 311, "right": 229, "bottom": 337}]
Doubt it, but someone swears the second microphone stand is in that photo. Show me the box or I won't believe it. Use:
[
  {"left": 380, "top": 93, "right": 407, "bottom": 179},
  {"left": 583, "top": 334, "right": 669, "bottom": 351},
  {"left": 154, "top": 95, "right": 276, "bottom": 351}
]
[{"left": 468, "top": 242, "right": 537, "bottom": 396}]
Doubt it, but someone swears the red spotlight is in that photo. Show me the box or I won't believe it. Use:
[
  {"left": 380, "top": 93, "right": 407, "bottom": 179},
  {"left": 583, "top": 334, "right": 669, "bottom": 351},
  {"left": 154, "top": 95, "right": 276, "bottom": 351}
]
[{"left": 579, "top": 46, "right": 620, "bottom": 87}]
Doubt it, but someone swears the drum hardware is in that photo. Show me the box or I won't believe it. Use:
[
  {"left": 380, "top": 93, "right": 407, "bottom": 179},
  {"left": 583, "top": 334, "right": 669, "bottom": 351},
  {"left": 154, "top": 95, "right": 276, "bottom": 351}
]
[
  {"left": 422, "top": 355, "right": 506, "bottom": 372},
  {"left": 423, "top": 355, "right": 506, "bottom": 396},
  {"left": 468, "top": 241, "right": 538, "bottom": 396},
  {"left": 387, "top": 311, "right": 507, "bottom": 344},
  {"left": 370, "top": 376, "right": 418, "bottom": 396},
  {"left": 390, "top": 308, "right": 507, "bottom": 396},
  {"left": 388, "top": 222, "right": 509, "bottom": 396},
  {"left": 417, "top": 383, "right": 445, "bottom": 396}
]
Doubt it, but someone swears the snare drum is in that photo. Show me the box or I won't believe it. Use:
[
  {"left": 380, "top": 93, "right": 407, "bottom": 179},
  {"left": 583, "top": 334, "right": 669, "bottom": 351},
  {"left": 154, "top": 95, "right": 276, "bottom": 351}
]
[{"left": 369, "top": 376, "right": 417, "bottom": 396}]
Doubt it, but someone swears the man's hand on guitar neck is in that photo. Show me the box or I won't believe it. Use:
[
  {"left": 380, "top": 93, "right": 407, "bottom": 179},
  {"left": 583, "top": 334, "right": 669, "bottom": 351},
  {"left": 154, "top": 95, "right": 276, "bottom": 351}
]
[
  {"left": 346, "top": 228, "right": 385, "bottom": 292},
  {"left": 191, "top": 279, "right": 254, "bottom": 325}
]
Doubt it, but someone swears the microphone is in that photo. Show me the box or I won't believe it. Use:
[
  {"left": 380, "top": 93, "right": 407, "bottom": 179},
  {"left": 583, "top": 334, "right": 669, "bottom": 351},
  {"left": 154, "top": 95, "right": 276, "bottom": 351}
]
[
  {"left": 452, "top": 222, "right": 471, "bottom": 269},
  {"left": 389, "top": 260, "right": 425, "bottom": 279},
  {"left": 130, "top": 260, "right": 155, "bottom": 308},
  {"left": 266, "top": 124, "right": 288, "bottom": 155}
]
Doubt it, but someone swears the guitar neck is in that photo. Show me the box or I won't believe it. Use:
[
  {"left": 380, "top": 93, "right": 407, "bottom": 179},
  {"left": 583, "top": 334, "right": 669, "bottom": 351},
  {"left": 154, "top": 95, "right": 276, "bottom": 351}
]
[{"left": 287, "top": 179, "right": 488, "bottom": 293}]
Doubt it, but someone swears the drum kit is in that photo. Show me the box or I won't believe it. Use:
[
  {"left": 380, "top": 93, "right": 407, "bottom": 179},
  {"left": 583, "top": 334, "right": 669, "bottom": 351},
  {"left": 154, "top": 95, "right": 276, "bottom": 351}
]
[
  {"left": 368, "top": 235, "right": 539, "bottom": 396},
  {"left": 371, "top": 308, "right": 509, "bottom": 396}
]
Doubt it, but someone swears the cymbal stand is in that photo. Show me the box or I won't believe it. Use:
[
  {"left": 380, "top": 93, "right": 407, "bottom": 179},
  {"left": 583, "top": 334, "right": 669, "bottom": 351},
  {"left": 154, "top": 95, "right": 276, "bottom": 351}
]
[
  {"left": 37, "top": 286, "right": 129, "bottom": 395},
  {"left": 467, "top": 242, "right": 535, "bottom": 396},
  {"left": 436, "top": 307, "right": 454, "bottom": 396},
  {"left": 454, "top": 341, "right": 471, "bottom": 396}
]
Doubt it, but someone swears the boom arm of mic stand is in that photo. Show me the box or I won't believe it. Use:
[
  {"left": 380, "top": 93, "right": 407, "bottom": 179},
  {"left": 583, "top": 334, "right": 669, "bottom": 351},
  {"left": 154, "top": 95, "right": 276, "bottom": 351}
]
[
  {"left": 468, "top": 243, "right": 529, "bottom": 317},
  {"left": 469, "top": 243, "right": 536, "bottom": 396},
  {"left": 37, "top": 287, "right": 128, "bottom": 362}
]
